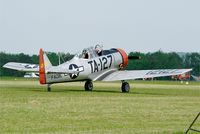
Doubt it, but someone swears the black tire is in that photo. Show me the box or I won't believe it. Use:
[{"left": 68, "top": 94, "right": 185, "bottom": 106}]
[
  {"left": 121, "top": 82, "right": 130, "bottom": 93},
  {"left": 85, "top": 81, "right": 93, "bottom": 91}
]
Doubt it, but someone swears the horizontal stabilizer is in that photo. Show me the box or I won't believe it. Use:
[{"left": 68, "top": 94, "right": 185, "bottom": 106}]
[{"left": 3, "top": 62, "right": 39, "bottom": 72}]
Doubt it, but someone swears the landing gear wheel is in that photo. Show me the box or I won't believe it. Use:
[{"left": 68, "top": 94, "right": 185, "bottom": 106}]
[
  {"left": 121, "top": 82, "right": 130, "bottom": 93},
  {"left": 47, "top": 84, "right": 51, "bottom": 92},
  {"left": 85, "top": 81, "right": 93, "bottom": 91}
]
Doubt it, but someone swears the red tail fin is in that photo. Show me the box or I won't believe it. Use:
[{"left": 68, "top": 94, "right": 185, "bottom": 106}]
[{"left": 39, "top": 49, "right": 46, "bottom": 84}]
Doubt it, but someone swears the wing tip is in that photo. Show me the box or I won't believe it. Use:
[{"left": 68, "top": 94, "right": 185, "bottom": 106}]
[{"left": 2, "top": 62, "right": 11, "bottom": 68}]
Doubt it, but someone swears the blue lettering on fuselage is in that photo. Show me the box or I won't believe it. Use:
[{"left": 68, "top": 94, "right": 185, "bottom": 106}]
[{"left": 88, "top": 55, "right": 112, "bottom": 73}]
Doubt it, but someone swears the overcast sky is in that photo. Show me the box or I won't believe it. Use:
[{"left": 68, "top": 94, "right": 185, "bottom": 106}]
[{"left": 0, "top": 0, "right": 200, "bottom": 54}]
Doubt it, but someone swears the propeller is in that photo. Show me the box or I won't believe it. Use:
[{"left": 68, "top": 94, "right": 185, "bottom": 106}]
[{"left": 128, "top": 56, "right": 141, "bottom": 60}]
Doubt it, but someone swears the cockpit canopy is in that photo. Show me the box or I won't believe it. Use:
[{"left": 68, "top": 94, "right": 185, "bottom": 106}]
[{"left": 73, "top": 46, "right": 118, "bottom": 60}]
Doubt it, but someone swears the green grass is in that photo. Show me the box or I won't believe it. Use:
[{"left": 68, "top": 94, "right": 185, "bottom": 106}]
[{"left": 0, "top": 78, "right": 200, "bottom": 134}]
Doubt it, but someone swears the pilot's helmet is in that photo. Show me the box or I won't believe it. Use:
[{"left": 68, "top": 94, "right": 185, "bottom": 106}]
[
  {"left": 82, "top": 49, "right": 87, "bottom": 54},
  {"left": 95, "top": 44, "right": 103, "bottom": 53}
]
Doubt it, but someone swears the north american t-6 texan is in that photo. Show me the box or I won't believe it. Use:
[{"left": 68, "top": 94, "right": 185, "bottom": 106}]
[{"left": 3, "top": 45, "right": 192, "bottom": 92}]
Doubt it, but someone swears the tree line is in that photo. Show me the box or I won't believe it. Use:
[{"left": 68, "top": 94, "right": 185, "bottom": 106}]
[{"left": 0, "top": 51, "right": 199, "bottom": 77}]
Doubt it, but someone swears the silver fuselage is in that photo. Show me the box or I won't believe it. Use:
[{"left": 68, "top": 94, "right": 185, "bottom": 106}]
[{"left": 45, "top": 52, "right": 123, "bottom": 84}]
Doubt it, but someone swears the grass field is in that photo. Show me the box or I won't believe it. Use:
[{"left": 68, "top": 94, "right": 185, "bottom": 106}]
[{"left": 0, "top": 77, "right": 199, "bottom": 134}]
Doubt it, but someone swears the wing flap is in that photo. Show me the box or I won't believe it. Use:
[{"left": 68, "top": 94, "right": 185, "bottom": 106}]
[
  {"left": 3, "top": 62, "right": 39, "bottom": 72},
  {"left": 102, "top": 69, "right": 192, "bottom": 81}
]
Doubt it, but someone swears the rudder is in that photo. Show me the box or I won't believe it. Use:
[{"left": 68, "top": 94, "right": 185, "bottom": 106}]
[{"left": 39, "top": 49, "right": 52, "bottom": 84}]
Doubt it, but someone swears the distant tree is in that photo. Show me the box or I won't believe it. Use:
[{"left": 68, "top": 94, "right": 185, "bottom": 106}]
[
  {"left": 165, "top": 52, "right": 183, "bottom": 69},
  {"left": 183, "top": 53, "right": 200, "bottom": 76},
  {"left": 31, "top": 54, "right": 39, "bottom": 64}
]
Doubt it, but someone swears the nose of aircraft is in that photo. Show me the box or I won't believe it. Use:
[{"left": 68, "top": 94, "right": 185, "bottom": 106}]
[{"left": 116, "top": 48, "right": 129, "bottom": 68}]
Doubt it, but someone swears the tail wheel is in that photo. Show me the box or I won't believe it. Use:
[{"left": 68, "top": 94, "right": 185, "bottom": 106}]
[
  {"left": 85, "top": 81, "right": 93, "bottom": 91},
  {"left": 47, "top": 84, "right": 51, "bottom": 92},
  {"left": 121, "top": 82, "right": 130, "bottom": 93}
]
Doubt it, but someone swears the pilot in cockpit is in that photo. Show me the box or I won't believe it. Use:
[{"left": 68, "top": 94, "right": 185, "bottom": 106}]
[
  {"left": 82, "top": 49, "right": 90, "bottom": 59},
  {"left": 95, "top": 44, "right": 103, "bottom": 56}
]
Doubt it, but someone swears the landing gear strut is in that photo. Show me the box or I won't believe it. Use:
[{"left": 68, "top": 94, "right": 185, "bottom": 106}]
[
  {"left": 85, "top": 81, "right": 93, "bottom": 91},
  {"left": 121, "top": 81, "right": 130, "bottom": 93},
  {"left": 47, "top": 84, "right": 51, "bottom": 92}
]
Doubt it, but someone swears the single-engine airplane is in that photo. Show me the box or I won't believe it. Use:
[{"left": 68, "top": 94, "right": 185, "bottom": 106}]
[{"left": 3, "top": 45, "right": 192, "bottom": 92}]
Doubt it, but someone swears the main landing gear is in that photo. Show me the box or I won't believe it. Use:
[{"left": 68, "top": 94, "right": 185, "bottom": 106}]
[
  {"left": 46, "top": 81, "right": 130, "bottom": 93},
  {"left": 84, "top": 80, "right": 130, "bottom": 93},
  {"left": 84, "top": 80, "right": 93, "bottom": 91},
  {"left": 121, "top": 81, "right": 130, "bottom": 93}
]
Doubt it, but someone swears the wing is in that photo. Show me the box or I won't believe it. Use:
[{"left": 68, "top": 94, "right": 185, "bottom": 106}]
[
  {"left": 3, "top": 62, "right": 39, "bottom": 72},
  {"left": 102, "top": 69, "right": 192, "bottom": 81}
]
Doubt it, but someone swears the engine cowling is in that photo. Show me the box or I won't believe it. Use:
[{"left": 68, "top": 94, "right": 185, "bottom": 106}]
[{"left": 116, "top": 48, "right": 129, "bottom": 69}]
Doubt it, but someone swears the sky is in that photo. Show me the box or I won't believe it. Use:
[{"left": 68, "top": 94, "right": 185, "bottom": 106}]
[{"left": 0, "top": 0, "right": 200, "bottom": 54}]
